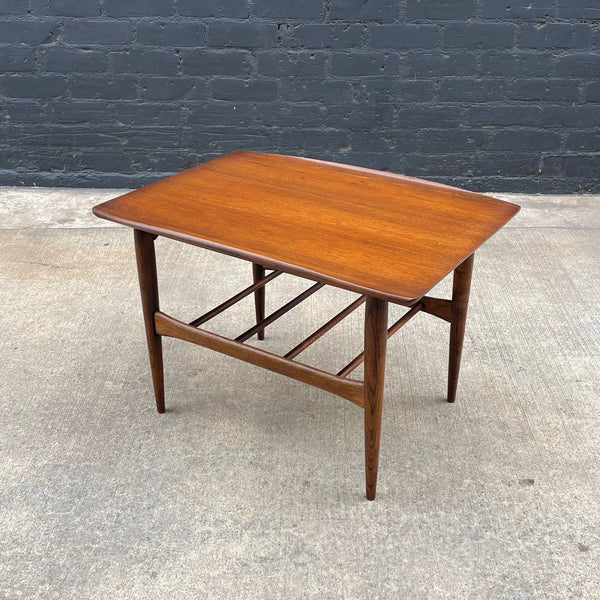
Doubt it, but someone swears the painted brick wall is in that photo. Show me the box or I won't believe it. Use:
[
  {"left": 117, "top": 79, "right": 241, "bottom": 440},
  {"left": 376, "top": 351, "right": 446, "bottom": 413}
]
[{"left": 1, "top": 0, "right": 599, "bottom": 192}]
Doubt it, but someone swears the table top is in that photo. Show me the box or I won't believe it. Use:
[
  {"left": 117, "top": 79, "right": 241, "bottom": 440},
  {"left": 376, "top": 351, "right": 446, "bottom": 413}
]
[{"left": 93, "top": 151, "right": 519, "bottom": 305}]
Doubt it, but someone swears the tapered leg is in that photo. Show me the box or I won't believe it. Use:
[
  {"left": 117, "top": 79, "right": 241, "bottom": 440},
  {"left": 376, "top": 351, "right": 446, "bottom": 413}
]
[
  {"left": 447, "top": 253, "right": 474, "bottom": 403},
  {"left": 134, "top": 229, "right": 165, "bottom": 413},
  {"left": 252, "top": 263, "right": 266, "bottom": 340},
  {"left": 364, "top": 296, "right": 388, "bottom": 500}
]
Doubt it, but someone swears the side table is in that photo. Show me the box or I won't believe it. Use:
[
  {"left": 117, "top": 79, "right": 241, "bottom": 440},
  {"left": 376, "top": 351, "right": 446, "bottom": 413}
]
[{"left": 93, "top": 151, "right": 519, "bottom": 500}]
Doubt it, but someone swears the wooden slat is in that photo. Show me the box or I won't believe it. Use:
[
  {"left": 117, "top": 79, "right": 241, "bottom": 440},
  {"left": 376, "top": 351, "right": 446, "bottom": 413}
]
[
  {"left": 155, "top": 311, "right": 365, "bottom": 407},
  {"left": 284, "top": 295, "right": 366, "bottom": 359},
  {"left": 235, "top": 281, "right": 325, "bottom": 343},
  {"left": 189, "top": 269, "right": 282, "bottom": 327},
  {"left": 337, "top": 303, "right": 423, "bottom": 377}
]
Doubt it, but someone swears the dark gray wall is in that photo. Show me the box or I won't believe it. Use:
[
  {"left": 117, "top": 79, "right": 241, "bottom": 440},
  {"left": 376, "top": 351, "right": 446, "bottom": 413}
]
[{"left": 1, "top": 0, "right": 599, "bottom": 192}]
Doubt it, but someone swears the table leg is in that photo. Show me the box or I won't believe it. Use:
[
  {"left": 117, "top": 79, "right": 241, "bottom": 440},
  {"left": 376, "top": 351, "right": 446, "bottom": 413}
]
[
  {"left": 364, "top": 296, "right": 388, "bottom": 500},
  {"left": 134, "top": 229, "right": 165, "bottom": 413},
  {"left": 448, "top": 253, "right": 474, "bottom": 403},
  {"left": 252, "top": 263, "right": 265, "bottom": 340}
]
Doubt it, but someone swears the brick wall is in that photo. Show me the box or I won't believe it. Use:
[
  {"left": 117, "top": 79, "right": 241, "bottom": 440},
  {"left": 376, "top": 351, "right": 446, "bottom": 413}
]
[{"left": 1, "top": 0, "right": 599, "bottom": 192}]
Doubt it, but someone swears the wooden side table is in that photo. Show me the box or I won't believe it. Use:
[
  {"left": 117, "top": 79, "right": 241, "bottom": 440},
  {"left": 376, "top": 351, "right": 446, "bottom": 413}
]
[{"left": 93, "top": 151, "right": 519, "bottom": 500}]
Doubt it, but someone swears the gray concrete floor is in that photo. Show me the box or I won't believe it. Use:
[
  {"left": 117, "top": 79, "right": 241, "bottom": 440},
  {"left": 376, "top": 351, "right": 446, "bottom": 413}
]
[{"left": 1, "top": 188, "right": 599, "bottom": 599}]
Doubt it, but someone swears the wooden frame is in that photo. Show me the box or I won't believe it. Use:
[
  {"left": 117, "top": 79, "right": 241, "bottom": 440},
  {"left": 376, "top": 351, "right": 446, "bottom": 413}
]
[{"left": 133, "top": 230, "right": 475, "bottom": 500}]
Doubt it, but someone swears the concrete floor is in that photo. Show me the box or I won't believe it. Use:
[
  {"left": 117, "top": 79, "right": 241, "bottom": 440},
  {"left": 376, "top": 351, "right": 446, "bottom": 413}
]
[{"left": 1, "top": 188, "right": 599, "bottom": 599}]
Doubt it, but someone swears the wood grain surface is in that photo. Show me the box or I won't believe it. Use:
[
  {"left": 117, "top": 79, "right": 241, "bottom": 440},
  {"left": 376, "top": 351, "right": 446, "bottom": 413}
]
[{"left": 93, "top": 151, "right": 519, "bottom": 304}]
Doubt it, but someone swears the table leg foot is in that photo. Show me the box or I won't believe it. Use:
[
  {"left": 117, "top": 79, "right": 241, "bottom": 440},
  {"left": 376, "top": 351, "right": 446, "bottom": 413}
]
[
  {"left": 364, "top": 296, "right": 388, "bottom": 500},
  {"left": 448, "top": 254, "right": 474, "bottom": 404},
  {"left": 134, "top": 229, "right": 165, "bottom": 413},
  {"left": 252, "top": 263, "right": 266, "bottom": 340}
]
